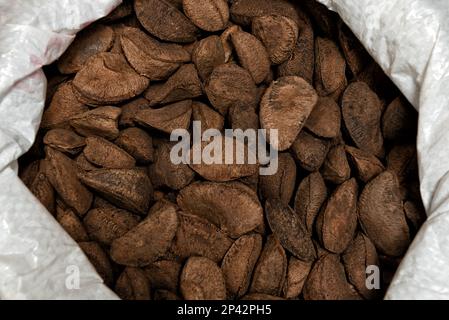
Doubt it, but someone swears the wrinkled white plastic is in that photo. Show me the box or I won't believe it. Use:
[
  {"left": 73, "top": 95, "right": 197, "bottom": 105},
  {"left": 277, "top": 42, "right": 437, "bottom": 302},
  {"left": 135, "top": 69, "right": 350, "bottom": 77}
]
[
  {"left": 0, "top": 0, "right": 121, "bottom": 299},
  {"left": 318, "top": 0, "right": 449, "bottom": 299},
  {"left": 1, "top": 0, "right": 449, "bottom": 300}
]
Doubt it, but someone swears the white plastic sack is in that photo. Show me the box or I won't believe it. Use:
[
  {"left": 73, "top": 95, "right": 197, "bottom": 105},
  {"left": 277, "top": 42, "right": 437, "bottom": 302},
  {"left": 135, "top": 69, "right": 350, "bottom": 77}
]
[
  {"left": 317, "top": 0, "right": 449, "bottom": 299},
  {"left": 0, "top": 0, "right": 121, "bottom": 299},
  {"left": 1, "top": 0, "right": 449, "bottom": 300}
]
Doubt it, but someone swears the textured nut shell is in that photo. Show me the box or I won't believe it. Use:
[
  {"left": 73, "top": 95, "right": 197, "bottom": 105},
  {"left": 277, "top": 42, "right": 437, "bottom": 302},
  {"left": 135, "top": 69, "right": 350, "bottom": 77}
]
[
  {"left": 342, "top": 82, "right": 384, "bottom": 158},
  {"left": 283, "top": 257, "right": 312, "bottom": 299},
  {"left": 358, "top": 171, "right": 410, "bottom": 256},
  {"left": 342, "top": 233, "right": 379, "bottom": 299},
  {"left": 43, "top": 129, "right": 85, "bottom": 155},
  {"left": 144, "top": 64, "right": 202, "bottom": 106},
  {"left": 120, "top": 27, "right": 190, "bottom": 80},
  {"left": 110, "top": 201, "right": 179, "bottom": 266},
  {"left": 83, "top": 136, "right": 135, "bottom": 169},
  {"left": 177, "top": 181, "right": 264, "bottom": 238},
  {"left": 338, "top": 22, "right": 370, "bottom": 77},
  {"left": 230, "top": 0, "right": 302, "bottom": 26},
  {"left": 291, "top": 130, "right": 330, "bottom": 171},
  {"left": 249, "top": 235, "right": 287, "bottom": 296},
  {"left": 188, "top": 136, "right": 259, "bottom": 182},
  {"left": 259, "top": 153, "right": 296, "bottom": 205},
  {"left": 181, "top": 256, "right": 227, "bottom": 300},
  {"left": 70, "top": 106, "right": 121, "bottom": 140},
  {"left": 266, "top": 199, "right": 316, "bottom": 261},
  {"left": 119, "top": 98, "right": 151, "bottom": 127},
  {"left": 170, "top": 213, "right": 234, "bottom": 263},
  {"left": 73, "top": 53, "right": 149, "bottom": 104},
  {"left": 192, "top": 101, "right": 224, "bottom": 132},
  {"left": 143, "top": 259, "right": 182, "bottom": 292},
  {"left": 183, "top": 0, "right": 229, "bottom": 32},
  {"left": 221, "top": 233, "right": 263, "bottom": 298},
  {"left": 316, "top": 178, "right": 358, "bottom": 254},
  {"left": 345, "top": 146, "right": 385, "bottom": 183},
  {"left": 41, "top": 82, "right": 88, "bottom": 129},
  {"left": 79, "top": 168, "right": 153, "bottom": 215},
  {"left": 277, "top": 22, "right": 314, "bottom": 84},
  {"left": 252, "top": 15, "right": 299, "bottom": 65},
  {"left": 114, "top": 128, "right": 154, "bottom": 164},
  {"left": 321, "top": 145, "right": 351, "bottom": 185},
  {"left": 231, "top": 30, "right": 271, "bottom": 84},
  {"left": 294, "top": 172, "right": 328, "bottom": 233},
  {"left": 58, "top": 25, "right": 114, "bottom": 74},
  {"left": 45, "top": 148, "right": 93, "bottom": 216},
  {"left": 260, "top": 76, "right": 318, "bottom": 151},
  {"left": 382, "top": 96, "right": 417, "bottom": 141},
  {"left": 115, "top": 267, "right": 151, "bottom": 300},
  {"left": 135, "top": 100, "right": 192, "bottom": 134},
  {"left": 83, "top": 207, "right": 140, "bottom": 245},
  {"left": 314, "top": 37, "right": 346, "bottom": 96},
  {"left": 149, "top": 141, "right": 195, "bottom": 190},
  {"left": 305, "top": 97, "right": 341, "bottom": 139},
  {"left": 56, "top": 206, "right": 88, "bottom": 242},
  {"left": 205, "top": 63, "right": 258, "bottom": 115},
  {"left": 134, "top": 0, "right": 199, "bottom": 43},
  {"left": 192, "top": 35, "right": 226, "bottom": 81},
  {"left": 303, "top": 253, "right": 360, "bottom": 300}
]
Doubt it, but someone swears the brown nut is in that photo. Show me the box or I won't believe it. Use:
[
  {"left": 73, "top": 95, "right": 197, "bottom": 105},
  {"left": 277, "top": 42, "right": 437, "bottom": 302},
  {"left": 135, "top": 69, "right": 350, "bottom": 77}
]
[
  {"left": 303, "top": 253, "right": 360, "bottom": 300},
  {"left": 259, "top": 152, "right": 296, "bottom": 205},
  {"left": 114, "top": 128, "right": 154, "bottom": 164},
  {"left": 231, "top": 29, "right": 271, "bottom": 84},
  {"left": 249, "top": 234, "right": 287, "bottom": 296},
  {"left": 192, "top": 35, "right": 226, "bottom": 81},
  {"left": 83, "top": 207, "right": 141, "bottom": 246},
  {"left": 134, "top": 0, "right": 199, "bottom": 43},
  {"left": 44, "top": 148, "right": 93, "bottom": 216},
  {"left": 83, "top": 136, "right": 136, "bottom": 169},
  {"left": 120, "top": 27, "right": 191, "bottom": 80},
  {"left": 304, "top": 97, "right": 341, "bottom": 139},
  {"left": 252, "top": 15, "right": 299, "bottom": 65},
  {"left": 321, "top": 144, "right": 351, "bottom": 185},
  {"left": 169, "top": 213, "right": 234, "bottom": 263},
  {"left": 221, "top": 233, "right": 263, "bottom": 298},
  {"left": 183, "top": 0, "right": 229, "bottom": 32},
  {"left": 70, "top": 106, "right": 121, "bottom": 140},
  {"left": 115, "top": 267, "right": 152, "bottom": 300},
  {"left": 358, "top": 171, "right": 410, "bottom": 256},
  {"left": 110, "top": 200, "right": 179, "bottom": 266},
  {"left": 58, "top": 25, "right": 114, "bottom": 74},
  {"left": 73, "top": 53, "right": 149, "bottom": 105},
  {"left": 78, "top": 168, "right": 153, "bottom": 215},
  {"left": 177, "top": 181, "right": 264, "bottom": 238},
  {"left": 144, "top": 64, "right": 202, "bottom": 106},
  {"left": 316, "top": 178, "right": 358, "bottom": 254},
  {"left": 56, "top": 206, "right": 88, "bottom": 242},
  {"left": 180, "top": 256, "right": 227, "bottom": 300},
  {"left": 342, "top": 81, "right": 384, "bottom": 158},
  {"left": 260, "top": 76, "right": 318, "bottom": 151},
  {"left": 149, "top": 141, "right": 195, "bottom": 190},
  {"left": 134, "top": 100, "right": 192, "bottom": 134},
  {"left": 294, "top": 172, "right": 328, "bottom": 233},
  {"left": 205, "top": 63, "right": 258, "bottom": 115},
  {"left": 291, "top": 130, "right": 330, "bottom": 172},
  {"left": 41, "top": 82, "right": 88, "bottom": 130},
  {"left": 266, "top": 199, "right": 316, "bottom": 261}
]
